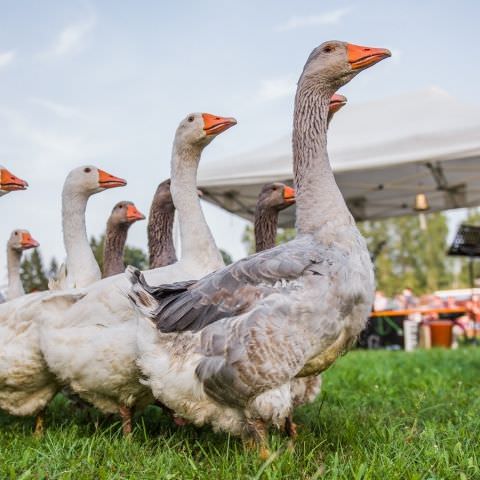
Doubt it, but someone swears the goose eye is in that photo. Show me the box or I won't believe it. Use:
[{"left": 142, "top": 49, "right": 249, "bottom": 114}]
[
  {"left": 187, "top": 116, "right": 194, "bottom": 122},
  {"left": 323, "top": 45, "right": 334, "bottom": 53},
  {"left": 15, "top": 231, "right": 18, "bottom": 236},
  {"left": 84, "top": 167, "right": 91, "bottom": 173}
]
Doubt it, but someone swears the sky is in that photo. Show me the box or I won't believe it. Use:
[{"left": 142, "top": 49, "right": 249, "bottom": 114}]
[{"left": 0, "top": 0, "right": 479, "bottom": 284}]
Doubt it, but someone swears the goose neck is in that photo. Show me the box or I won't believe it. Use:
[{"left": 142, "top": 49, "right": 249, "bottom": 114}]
[
  {"left": 103, "top": 220, "right": 130, "bottom": 278},
  {"left": 254, "top": 207, "right": 279, "bottom": 252},
  {"left": 170, "top": 142, "right": 223, "bottom": 268},
  {"left": 7, "top": 246, "right": 24, "bottom": 299},
  {"left": 293, "top": 84, "right": 352, "bottom": 235}
]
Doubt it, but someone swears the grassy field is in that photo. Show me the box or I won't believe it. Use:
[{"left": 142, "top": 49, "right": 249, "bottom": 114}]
[{"left": 0, "top": 348, "right": 479, "bottom": 479}]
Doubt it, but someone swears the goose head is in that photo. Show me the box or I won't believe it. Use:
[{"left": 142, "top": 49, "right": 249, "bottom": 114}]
[
  {"left": 258, "top": 183, "right": 296, "bottom": 212},
  {"left": 153, "top": 179, "right": 174, "bottom": 208},
  {"left": 8, "top": 229, "right": 40, "bottom": 252},
  {"left": 301, "top": 41, "right": 391, "bottom": 91},
  {"left": 174, "top": 112, "right": 237, "bottom": 149},
  {"left": 0, "top": 166, "right": 28, "bottom": 195},
  {"left": 63, "top": 165, "right": 127, "bottom": 196},
  {"left": 110, "top": 201, "right": 145, "bottom": 225}
]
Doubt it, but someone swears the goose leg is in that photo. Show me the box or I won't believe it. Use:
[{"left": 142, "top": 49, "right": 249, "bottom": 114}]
[
  {"left": 154, "top": 400, "right": 189, "bottom": 426},
  {"left": 284, "top": 415, "right": 298, "bottom": 439},
  {"left": 243, "top": 419, "right": 271, "bottom": 460},
  {"left": 34, "top": 411, "right": 45, "bottom": 437},
  {"left": 119, "top": 405, "right": 133, "bottom": 436}
]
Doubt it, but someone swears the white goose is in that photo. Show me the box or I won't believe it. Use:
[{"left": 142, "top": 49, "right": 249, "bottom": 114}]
[
  {"left": 50, "top": 166, "right": 127, "bottom": 289},
  {"left": 0, "top": 165, "right": 125, "bottom": 433},
  {"left": 0, "top": 166, "right": 28, "bottom": 197},
  {"left": 6, "top": 230, "right": 39, "bottom": 300},
  {"left": 38, "top": 113, "right": 236, "bottom": 434},
  {"left": 127, "top": 41, "right": 390, "bottom": 452}
]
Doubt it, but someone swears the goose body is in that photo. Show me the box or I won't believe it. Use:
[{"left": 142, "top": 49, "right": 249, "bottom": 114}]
[
  {"left": 0, "top": 166, "right": 124, "bottom": 422},
  {"left": 38, "top": 113, "right": 236, "bottom": 424},
  {"left": 128, "top": 41, "right": 390, "bottom": 442}
]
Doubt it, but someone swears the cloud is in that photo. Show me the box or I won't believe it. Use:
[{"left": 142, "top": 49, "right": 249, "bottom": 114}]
[
  {"left": 0, "top": 50, "right": 15, "bottom": 69},
  {"left": 29, "top": 98, "right": 87, "bottom": 120},
  {"left": 275, "top": 8, "right": 351, "bottom": 32},
  {"left": 41, "top": 14, "right": 96, "bottom": 58},
  {"left": 257, "top": 76, "right": 297, "bottom": 101}
]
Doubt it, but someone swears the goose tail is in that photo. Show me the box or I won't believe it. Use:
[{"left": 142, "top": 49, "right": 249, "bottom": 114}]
[{"left": 125, "top": 266, "right": 160, "bottom": 319}]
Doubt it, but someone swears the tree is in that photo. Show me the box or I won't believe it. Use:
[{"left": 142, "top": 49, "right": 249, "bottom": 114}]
[
  {"left": 90, "top": 235, "right": 148, "bottom": 273},
  {"left": 20, "top": 248, "right": 49, "bottom": 293},
  {"left": 220, "top": 248, "right": 233, "bottom": 265},
  {"left": 358, "top": 212, "right": 453, "bottom": 295}
]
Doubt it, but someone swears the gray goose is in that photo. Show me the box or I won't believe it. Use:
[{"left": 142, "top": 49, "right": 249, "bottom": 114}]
[
  {"left": 148, "top": 179, "right": 177, "bottom": 268},
  {"left": 103, "top": 201, "right": 145, "bottom": 278},
  {"left": 128, "top": 41, "right": 390, "bottom": 453},
  {"left": 253, "top": 94, "right": 348, "bottom": 435}
]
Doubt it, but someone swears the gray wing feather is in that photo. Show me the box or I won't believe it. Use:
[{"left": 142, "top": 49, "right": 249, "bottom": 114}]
[{"left": 127, "top": 240, "right": 322, "bottom": 333}]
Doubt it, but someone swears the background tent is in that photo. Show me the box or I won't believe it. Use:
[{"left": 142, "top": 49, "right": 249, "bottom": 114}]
[{"left": 198, "top": 87, "right": 480, "bottom": 227}]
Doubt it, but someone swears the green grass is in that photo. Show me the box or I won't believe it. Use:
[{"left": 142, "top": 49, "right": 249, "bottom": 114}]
[{"left": 1, "top": 348, "right": 479, "bottom": 479}]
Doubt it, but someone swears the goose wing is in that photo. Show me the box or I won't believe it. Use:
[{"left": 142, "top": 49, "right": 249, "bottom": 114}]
[{"left": 127, "top": 239, "right": 326, "bottom": 333}]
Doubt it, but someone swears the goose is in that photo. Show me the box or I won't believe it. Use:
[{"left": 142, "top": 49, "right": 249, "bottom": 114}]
[
  {"left": 0, "top": 165, "right": 125, "bottom": 433},
  {"left": 103, "top": 201, "right": 145, "bottom": 278},
  {"left": 127, "top": 41, "right": 390, "bottom": 452},
  {"left": 254, "top": 183, "right": 296, "bottom": 252},
  {"left": 6, "top": 230, "right": 40, "bottom": 300},
  {"left": 148, "top": 179, "right": 177, "bottom": 268},
  {"left": 49, "top": 166, "right": 127, "bottom": 290},
  {"left": 291, "top": 93, "right": 347, "bottom": 414},
  {"left": 0, "top": 166, "right": 28, "bottom": 196},
  {"left": 37, "top": 113, "right": 237, "bottom": 434},
  {"left": 253, "top": 96, "right": 347, "bottom": 434}
]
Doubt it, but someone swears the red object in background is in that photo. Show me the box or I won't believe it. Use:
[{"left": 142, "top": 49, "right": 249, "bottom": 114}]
[{"left": 429, "top": 320, "right": 453, "bottom": 348}]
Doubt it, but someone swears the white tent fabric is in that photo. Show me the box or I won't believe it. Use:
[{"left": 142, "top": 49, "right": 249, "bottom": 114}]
[{"left": 198, "top": 87, "right": 480, "bottom": 227}]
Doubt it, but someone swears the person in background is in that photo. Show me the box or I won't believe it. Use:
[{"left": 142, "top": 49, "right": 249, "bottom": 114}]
[
  {"left": 374, "top": 290, "right": 388, "bottom": 311},
  {"left": 445, "top": 296, "right": 458, "bottom": 309},
  {"left": 403, "top": 287, "right": 418, "bottom": 308}
]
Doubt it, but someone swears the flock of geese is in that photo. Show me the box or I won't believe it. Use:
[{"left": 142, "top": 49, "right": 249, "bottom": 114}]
[{"left": 0, "top": 40, "right": 390, "bottom": 456}]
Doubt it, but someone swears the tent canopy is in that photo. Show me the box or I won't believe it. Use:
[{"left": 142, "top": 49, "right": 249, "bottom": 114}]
[{"left": 198, "top": 87, "right": 480, "bottom": 227}]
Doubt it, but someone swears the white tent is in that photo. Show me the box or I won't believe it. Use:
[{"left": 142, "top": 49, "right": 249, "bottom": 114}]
[{"left": 198, "top": 87, "right": 480, "bottom": 227}]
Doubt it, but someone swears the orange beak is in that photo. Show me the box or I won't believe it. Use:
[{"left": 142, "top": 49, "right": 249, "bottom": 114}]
[
  {"left": 0, "top": 168, "right": 28, "bottom": 191},
  {"left": 202, "top": 113, "right": 237, "bottom": 136},
  {"left": 126, "top": 204, "right": 145, "bottom": 222},
  {"left": 98, "top": 169, "right": 127, "bottom": 189},
  {"left": 21, "top": 232, "right": 39, "bottom": 249},
  {"left": 283, "top": 185, "right": 296, "bottom": 204},
  {"left": 347, "top": 43, "right": 391, "bottom": 71},
  {"left": 329, "top": 94, "right": 347, "bottom": 114}
]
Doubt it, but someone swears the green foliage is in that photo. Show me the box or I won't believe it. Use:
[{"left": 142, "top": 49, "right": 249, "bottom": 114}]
[
  {"left": 20, "top": 249, "right": 49, "bottom": 293},
  {"left": 90, "top": 235, "right": 148, "bottom": 272},
  {"left": 220, "top": 248, "right": 233, "bottom": 265},
  {"left": 358, "top": 212, "right": 453, "bottom": 295},
  {"left": 0, "top": 349, "right": 478, "bottom": 479}
]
